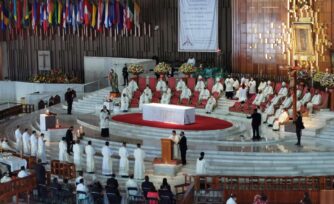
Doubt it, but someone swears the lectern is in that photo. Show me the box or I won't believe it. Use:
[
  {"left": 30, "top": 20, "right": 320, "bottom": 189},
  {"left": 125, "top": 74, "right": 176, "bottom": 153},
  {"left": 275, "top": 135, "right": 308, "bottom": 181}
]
[{"left": 153, "top": 138, "right": 180, "bottom": 165}]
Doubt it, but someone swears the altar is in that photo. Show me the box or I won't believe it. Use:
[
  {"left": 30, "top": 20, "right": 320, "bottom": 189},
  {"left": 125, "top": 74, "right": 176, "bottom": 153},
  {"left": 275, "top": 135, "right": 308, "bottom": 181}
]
[
  {"left": 40, "top": 114, "right": 56, "bottom": 131},
  {"left": 142, "top": 104, "right": 195, "bottom": 125}
]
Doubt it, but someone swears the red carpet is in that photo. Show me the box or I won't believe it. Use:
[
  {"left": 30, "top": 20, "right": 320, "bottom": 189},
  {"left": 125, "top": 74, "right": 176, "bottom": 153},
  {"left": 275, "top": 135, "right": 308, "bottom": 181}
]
[{"left": 112, "top": 113, "right": 233, "bottom": 131}]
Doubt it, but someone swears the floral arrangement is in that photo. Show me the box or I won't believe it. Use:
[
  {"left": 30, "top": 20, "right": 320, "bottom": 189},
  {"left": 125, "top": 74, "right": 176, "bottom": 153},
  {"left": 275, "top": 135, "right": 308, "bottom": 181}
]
[
  {"left": 313, "top": 71, "right": 334, "bottom": 88},
  {"left": 179, "top": 63, "right": 197, "bottom": 74},
  {"left": 31, "top": 69, "right": 80, "bottom": 83},
  {"left": 154, "top": 62, "right": 171, "bottom": 74},
  {"left": 128, "top": 64, "right": 144, "bottom": 75}
]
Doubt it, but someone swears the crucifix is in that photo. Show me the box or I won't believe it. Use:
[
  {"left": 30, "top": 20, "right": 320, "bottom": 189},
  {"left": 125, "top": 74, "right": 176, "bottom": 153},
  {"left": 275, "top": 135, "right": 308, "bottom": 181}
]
[
  {"left": 38, "top": 51, "right": 50, "bottom": 72},
  {"left": 286, "top": 64, "right": 303, "bottom": 121}
]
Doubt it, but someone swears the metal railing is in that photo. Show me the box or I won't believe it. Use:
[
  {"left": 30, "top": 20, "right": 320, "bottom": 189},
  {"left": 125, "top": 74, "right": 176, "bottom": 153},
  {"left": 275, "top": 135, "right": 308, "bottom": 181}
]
[{"left": 83, "top": 76, "right": 109, "bottom": 94}]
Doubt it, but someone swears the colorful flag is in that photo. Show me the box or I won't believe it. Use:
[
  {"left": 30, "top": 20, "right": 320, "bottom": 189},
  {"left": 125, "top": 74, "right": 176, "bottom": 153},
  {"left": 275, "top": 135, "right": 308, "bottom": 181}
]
[
  {"left": 134, "top": 1, "right": 140, "bottom": 28},
  {"left": 32, "top": 0, "right": 38, "bottom": 30},
  {"left": 118, "top": 1, "right": 124, "bottom": 31},
  {"left": 126, "top": 0, "right": 134, "bottom": 30},
  {"left": 13, "top": 0, "right": 17, "bottom": 21},
  {"left": 23, "top": 0, "right": 30, "bottom": 26},
  {"left": 114, "top": 0, "right": 120, "bottom": 25},
  {"left": 97, "top": 0, "right": 102, "bottom": 31},
  {"left": 43, "top": 3, "right": 48, "bottom": 32},
  {"left": 104, "top": 0, "right": 110, "bottom": 28},
  {"left": 76, "top": 0, "right": 83, "bottom": 24},
  {"left": 17, "top": 0, "right": 22, "bottom": 30},
  {"left": 58, "top": 1, "right": 62, "bottom": 25},
  {"left": 3, "top": 4, "right": 10, "bottom": 30},
  {"left": 72, "top": 3, "right": 77, "bottom": 32},
  {"left": 84, "top": 0, "right": 90, "bottom": 26},
  {"left": 47, "top": 0, "right": 54, "bottom": 25},
  {"left": 109, "top": 0, "right": 115, "bottom": 27},
  {"left": 91, "top": 3, "right": 97, "bottom": 28}
]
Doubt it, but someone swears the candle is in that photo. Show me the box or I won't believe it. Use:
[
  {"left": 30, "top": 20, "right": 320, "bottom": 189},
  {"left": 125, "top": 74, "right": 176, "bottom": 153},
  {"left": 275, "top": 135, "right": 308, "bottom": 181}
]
[
  {"left": 56, "top": 119, "right": 60, "bottom": 128},
  {"left": 259, "top": 33, "right": 262, "bottom": 39},
  {"left": 270, "top": 22, "right": 274, "bottom": 29},
  {"left": 77, "top": 129, "right": 80, "bottom": 137},
  {"left": 79, "top": 126, "right": 84, "bottom": 134},
  {"left": 265, "top": 53, "right": 268, "bottom": 59}
]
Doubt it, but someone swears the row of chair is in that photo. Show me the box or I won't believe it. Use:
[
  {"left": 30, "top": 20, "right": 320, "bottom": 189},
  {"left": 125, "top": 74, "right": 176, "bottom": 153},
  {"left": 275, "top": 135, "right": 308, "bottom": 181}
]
[
  {"left": 37, "top": 95, "right": 61, "bottom": 110},
  {"left": 51, "top": 160, "right": 76, "bottom": 180}
]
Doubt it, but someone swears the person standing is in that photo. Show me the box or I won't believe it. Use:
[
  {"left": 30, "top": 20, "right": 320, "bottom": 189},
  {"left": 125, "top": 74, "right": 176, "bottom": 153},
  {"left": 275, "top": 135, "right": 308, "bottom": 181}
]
[
  {"left": 73, "top": 140, "right": 83, "bottom": 171},
  {"left": 133, "top": 143, "right": 145, "bottom": 180},
  {"left": 85, "top": 141, "right": 96, "bottom": 173},
  {"left": 22, "top": 128, "right": 31, "bottom": 155},
  {"left": 108, "top": 69, "right": 119, "bottom": 92},
  {"left": 251, "top": 109, "right": 262, "bottom": 141},
  {"left": 30, "top": 131, "right": 38, "bottom": 156},
  {"left": 196, "top": 152, "right": 207, "bottom": 174},
  {"left": 101, "top": 141, "right": 113, "bottom": 176},
  {"left": 179, "top": 131, "right": 188, "bottom": 165},
  {"left": 37, "top": 134, "right": 46, "bottom": 163},
  {"left": 294, "top": 111, "right": 304, "bottom": 146},
  {"left": 65, "top": 88, "right": 75, "bottom": 115},
  {"left": 169, "top": 130, "right": 180, "bottom": 159},
  {"left": 118, "top": 142, "right": 129, "bottom": 177},
  {"left": 15, "top": 125, "right": 23, "bottom": 152},
  {"left": 34, "top": 159, "right": 46, "bottom": 195},
  {"left": 122, "top": 64, "right": 129, "bottom": 86},
  {"left": 100, "top": 106, "right": 110, "bottom": 137},
  {"left": 65, "top": 126, "right": 74, "bottom": 155},
  {"left": 59, "top": 137, "right": 69, "bottom": 162}
]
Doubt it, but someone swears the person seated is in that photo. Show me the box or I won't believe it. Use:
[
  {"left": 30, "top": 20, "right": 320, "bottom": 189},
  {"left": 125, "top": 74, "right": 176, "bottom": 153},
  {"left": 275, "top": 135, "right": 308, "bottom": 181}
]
[
  {"left": 121, "top": 87, "right": 132, "bottom": 100},
  {"left": 91, "top": 181, "right": 104, "bottom": 204},
  {"left": 199, "top": 87, "right": 210, "bottom": 102},
  {"left": 281, "top": 93, "right": 293, "bottom": 109},
  {"left": 160, "top": 178, "right": 172, "bottom": 192},
  {"left": 76, "top": 178, "right": 89, "bottom": 199},
  {"left": 187, "top": 56, "right": 196, "bottom": 66},
  {"left": 159, "top": 178, "right": 174, "bottom": 202},
  {"left": 1, "top": 138, "right": 15, "bottom": 152},
  {"left": 107, "top": 174, "right": 119, "bottom": 189},
  {"left": 17, "top": 166, "right": 29, "bottom": 178},
  {"left": 143, "top": 85, "right": 153, "bottom": 100},
  {"left": 141, "top": 176, "right": 156, "bottom": 199},
  {"left": 262, "top": 101, "right": 275, "bottom": 123},
  {"left": 195, "top": 75, "right": 205, "bottom": 92},
  {"left": 180, "top": 86, "right": 192, "bottom": 100},
  {"left": 298, "top": 88, "right": 312, "bottom": 106},
  {"left": 270, "top": 93, "right": 281, "bottom": 107},
  {"left": 263, "top": 81, "right": 273, "bottom": 99},
  {"left": 267, "top": 108, "right": 284, "bottom": 127},
  {"left": 51, "top": 177, "right": 62, "bottom": 190},
  {"left": 232, "top": 78, "right": 240, "bottom": 91},
  {"left": 296, "top": 85, "right": 303, "bottom": 100},
  {"left": 257, "top": 80, "right": 266, "bottom": 92},
  {"left": 306, "top": 90, "right": 322, "bottom": 114},
  {"left": 237, "top": 84, "right": 248, "bottom": 103},
  {"left": 128, "top": 78, "right": 139, "bottom": 93},
  {"left": 156, "top": 77, "right": 167, "bottom": 92},
  {"left": 272, "top": 108, "right": 290, "bottom": 131},
  {"left": 277, "top": 82, "right": 288, "bottom": 99},
  {"left": 76, "top": 171, "right": 84, "bottom": 185},
  {"left": 0, "top": 172, "right": 11, "bottom": 183},
  {"left": 300, "top": 192, "right": 312, "bottom": 204},
  {"left": 105, "top": 182, "right": 122, "bottom": 203},
  {"left": 126, "top": 174, "right": 139, "bottom": 196},
  {"left": 225, "top": 76, "right": 234, "bottom": 99},
  {"left": 226, "top": 193, "right": 237, "bottom": 204},
  {"left": 196, "top": 152, "right": 207, "bottom": 174},
  {"left": 205, "top": 96, "right": 217, "bottom": 114},
  {"left": 161, "top": 91, "right": 171, "bottom": 104},
  {"left": 121, "top": 94, "right": 130, "bottom": 112},
  {"left": 211, "top": 78, "right": 224, "bottom": 95},
  {"left": 248, "top": 78, "right": 257, "bottom": 95},
  {"left": 252, "top": 90, "right": 265, "bottom": 106},
  {"left": 176, "top": 78, "right": 186, "bottom": 92},
  {"left": 139, "top": 93, "right": 150, "bottom": 110}
]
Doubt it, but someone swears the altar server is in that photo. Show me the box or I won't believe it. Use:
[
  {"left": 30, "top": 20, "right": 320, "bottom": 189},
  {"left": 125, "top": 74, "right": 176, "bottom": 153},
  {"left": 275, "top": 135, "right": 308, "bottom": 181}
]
[
  {"left": 225, "top": 76, "right": 234, "bottom": 99},
  {"left": 205, "top": 96, "right": 217, "bottom": 114},
  {"left": 195, "top": 76, "right": 205, "bottom": 92},
  {"left": 73, "top": 140, "right": 83, "bottom": 171},
  {"left": 199, "top": 87, "right": 210, "bottom": 102},
  {"left": 30, "top": 131, "right": 38, "bottom": 157},
  {"left": 169, "top": 130, "right": 180, "bottom": 159},
  {"left": 101, "top": 141, "right": 113, "bottom": 176},
  {"left": 139, "top": 93, "right": 150, "bottom": 110},
  {"left": 134, "top": 143, "right": 145, "bottom": 180},
  {"left": 119, "top": 142, "right": 129, "bottom": 177},
  {"left": 176, "top": 78, "right": 186, "bottom": 91},
  {"left": 128, "top": 78, "right": 139, "bottom": 93},
  {"left": 22, "top": 129, "right": 31, "bottom": 155},
  {"left": 156, "top": 77, "right": 167, "bottom": 92},
  {"left": 248, "top": 78, "right": 257, "bottom": 95},
  {"left": 85, "top": 141, "right": 96, "bottom": 173},
  {"left": 180, "top": 86, "right": 192, "bottom": 100},
  {"left": 143, "top": 85, "right": 153, "bottom": 100},
  {"left": 100, "top": 105, "right": 110, "bottom": 137},
  {"left": 38, "top": 134, "right": 46, "bottom": 163},
  {"left": 233, "top": 78, "right": 240, "bottom": 90},
  {"left": 252, "top": 90, "right": 265, "bottom": 106},
  {"left": 121, "top": 94, "right": 130, "bottom": 112},
  {"left": 307, "top": 91, "right": 322, "bottom": 113},
  {"left": 161, "top": 91, "right": 171, "bottom": 104},
  {"left": 15, "top": 125, "right": 23, "bottom": 152},
  {"left": 122, "top": 87, "right": 132, "bottom": 100},
  {"left": 196, "top": 152, "right": 207, "bottom": 174},
  {"left": 273, "top": 108, "right": 290, "bottom": 131},
  {"left": 59, "top": 137, "right": 68, "bottom": 162},
  {"left": 212, "top": 78, "right": 224, "bottom": 95}
]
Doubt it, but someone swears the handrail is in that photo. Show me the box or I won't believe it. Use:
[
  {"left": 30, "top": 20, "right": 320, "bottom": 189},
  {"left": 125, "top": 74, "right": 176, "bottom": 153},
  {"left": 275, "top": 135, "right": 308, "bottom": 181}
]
[
  {"left": 83, "top": 76, "right": 109, "bottom": 94},
  {"left": 179, "top": 183, "right": 195, "bottom": 204}
]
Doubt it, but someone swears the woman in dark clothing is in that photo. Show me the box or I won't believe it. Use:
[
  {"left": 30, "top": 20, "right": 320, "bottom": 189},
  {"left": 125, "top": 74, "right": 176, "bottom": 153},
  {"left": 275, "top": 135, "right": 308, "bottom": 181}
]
[{"left": 294, "top": 111, "right": 304, "bottom": 146}]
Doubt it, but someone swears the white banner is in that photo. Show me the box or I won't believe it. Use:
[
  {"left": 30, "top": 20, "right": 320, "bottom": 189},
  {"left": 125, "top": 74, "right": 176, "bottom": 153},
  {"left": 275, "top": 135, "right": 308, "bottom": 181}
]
[{"left": 178, "top": 0, "right": 218, "bottom": 52}]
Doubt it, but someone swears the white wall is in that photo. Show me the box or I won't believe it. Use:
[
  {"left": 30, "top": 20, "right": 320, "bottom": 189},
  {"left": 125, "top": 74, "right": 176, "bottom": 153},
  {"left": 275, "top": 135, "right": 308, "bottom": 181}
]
[{"left": 84, "top": 56, "right": 156, "bottom": 84}]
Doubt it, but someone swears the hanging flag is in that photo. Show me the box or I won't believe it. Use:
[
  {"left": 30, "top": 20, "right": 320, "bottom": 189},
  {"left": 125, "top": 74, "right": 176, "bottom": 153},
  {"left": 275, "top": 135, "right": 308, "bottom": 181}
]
[
  {"left": 104, "top": 0, "right": 109, "bottom": 28},
  {"left": 47, "top": 0, "right": 54, "bottom": 25},
  {"left": 123, "top": 1, "right": 127, "bottom": 30},
  {"left": 134, "top": 1, "right": 140, "bottom": 28},
  {"left": 76, "top": 0, "right": 83, "bottom": 25},
  {"left": 109, "top": 0, "right": 115, "bottom": 27},
  {"left": 118, "top": 1, "right": 124, "bottom": 31},
  {"left": 23, "top": 0, "right": 30, "bottom": 27},
  {"left": 126, "top": 0, "right": 134, "bottom": 30},
  {"left": 13, "top": 0, "right": 17, "bottom": 22},
  {"left": 67, "top": 1, "right": 72, "bottom": 23},
  {"left": 43, "top": 3, "right": 48, "bottom": 32},
  {"left": 97, "top": 0, "right": 102, "bottom": 32},
  {"left": 0, "top": 3, "right": 4, "bottom": 31},
  {"left": 58, "top": 1, "right": 62, "bottom": 25},
  {"left": 91, "top": 3, "right": 97, "bottom": 28},
  {"left": 65, "top": 0, "right": 69, "bottom": 22},
  {"left": 84, "top": 0, "right": 90, "bottom": 26},
  {"left": 3, "top": 4, "right": 10, "bottom": 30},
  {"left": 114, "top": 0, "right": 120, "bottom": 25},
  {"left": 32, "top": 0, "right": 38, "bottom": 30},
  {"left": 17, "top": 0, "right": 22, "bottom": 31},
  {"left": 72, "top": 3, "right": 77, "bottom": 32}
]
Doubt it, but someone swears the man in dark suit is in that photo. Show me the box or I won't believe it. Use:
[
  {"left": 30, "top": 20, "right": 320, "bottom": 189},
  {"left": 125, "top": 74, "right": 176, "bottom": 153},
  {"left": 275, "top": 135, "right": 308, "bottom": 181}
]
[
  {"left": 251, "top": 109, "right": 262, "bottom": 140},
  {"left": 122, "top": 64, "right": 129, "bottom": 86},
  {"left": 34, "top": 159, "right": 46, "bottom": 196},
  {"left": 106, "top": 174, "right": 119, "bottom": 189},
  {"left": 179, "top": 131, "right": 188, "bottom": 165},
  {"left": 141, "top": 176, "right": 156, "bottom": 198},
  {"left": 65, "top": 88, "right": 75, "bottom": 114},
  {"left": 65, "top": 126, "right": 74, "bottom": 155},
  {"left": 294, "top": 111, "right": 304, "bottom": 146}
]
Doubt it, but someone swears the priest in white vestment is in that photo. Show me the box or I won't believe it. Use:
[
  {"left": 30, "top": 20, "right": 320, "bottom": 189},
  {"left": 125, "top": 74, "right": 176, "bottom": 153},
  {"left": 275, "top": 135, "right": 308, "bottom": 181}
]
[
  {"left": 59, "top": 137, "right": 68, "bottom": 162},
  {"left": 262, "top": 101, "right": 275, "bottom": 123},
  {"left": 248, "top": 78, "right": 257, "bottom": 95},
  {"left": 195, "top": 76, "right": 205, "bottom": 92},
  {"left": 299, "top": 89, "right": 312, "bottom": 106},
  {"left": 205, "top": 96, "right": 217, "bottom": 114},
  {"left": 252, "top": 91, "right": 265, "bottom": 106},
  {"left": 121, "top": 94, "right": 130, "bottom": 112},
  {"left": 119, "top": 142, "right": 129, "bottom": 176},
  {"left": 156, "top": 78, "right": 167, "bottom": 92},
  {"left": 1, "top": 138, "right": 15, "bottom": 152},
  {"left": 258, "top": 80, "right": 267, "bottom": 92},
  {"left": 237, "top": 84, "right": 248, "bottom": 102},
  {"left": 85, "top": 141, "right": 96, "bottom": 173},
  {"left": 267, "top": 108, "right": 284, "bottom": 126},
  {"left": 30, "top": 131, "right": 38, "bottom": 156},
  {"left": 139, "top": 93, "right": 150, "bottom": 110},
  {"left": 273, "top": 108, "right": 290, "bottom": 131},
  {"left": 37, "top": 134, "right": 46, "bottom": 163},
  {"left": 143, "top": 85, "right": 153, "bottom": 100},
  {"left": 180, "top": 86, "right": 192, "bottom": 100},
  {"left": 270, "top": 93, "right": 281, "bottom": 106},
  {"left": 101, "top": 141, "right": 113, "bottom": 176},
  {"left": 176, "top": 78, "right": 186, "bottom": 91},
  {"left": 73, "top": 140, "right": 83, "bottom": 171},
  {"left": 15, "top": 126, "right": 23, "bottom": 152},
  {"left": 161, "top": 91, "right": 171, "bottom": 104},
  {"left": 196, "top": 152, "right": 207, "bottom": 174},
  {"left": 263, "top": 81, "right": 274, "bottom": 98},
  {"left": 169, "top": 130, "right": 180, "bottom": 159},
  {"left": 233, "top": 78, "right": 240, "bottom": 90},
  {"left": 306, "top": 91, "right": 322, "bottom": 113},
  {"left": 199, "top": 87, "right": 210, "bottom": 102},
  {"left": 225, "top": 77, "right": 234, "bottom": 99},
  {"left": 281, "top": 94, "right": 293, "bottom": 109},
  {"left": 128, "top": 79, "right": 139, "bottom": 93},
  {"left": 212, "top": 78, "right": 224, "bottom": 94},
  {"left": 122, "top": 87, "right": 132, "bottom": 100},
  {"left": 133, "top": 143, "right": 145, "bottom": 180},
  {"left": 22, "top": 129, "right": 31, "bottom": 155}
]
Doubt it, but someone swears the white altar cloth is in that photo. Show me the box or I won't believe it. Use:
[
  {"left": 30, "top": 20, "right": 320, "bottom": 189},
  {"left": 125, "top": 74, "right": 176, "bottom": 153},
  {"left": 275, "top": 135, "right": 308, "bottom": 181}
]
[
  {"left": 40, "top": 114, "right": 56, "bottom": 131},
  {"left": 142, "top": 103, "right": 195, "bottom": 125},
  {"left": 0, "top": 154, "right": 27, "bottom": 172}
]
